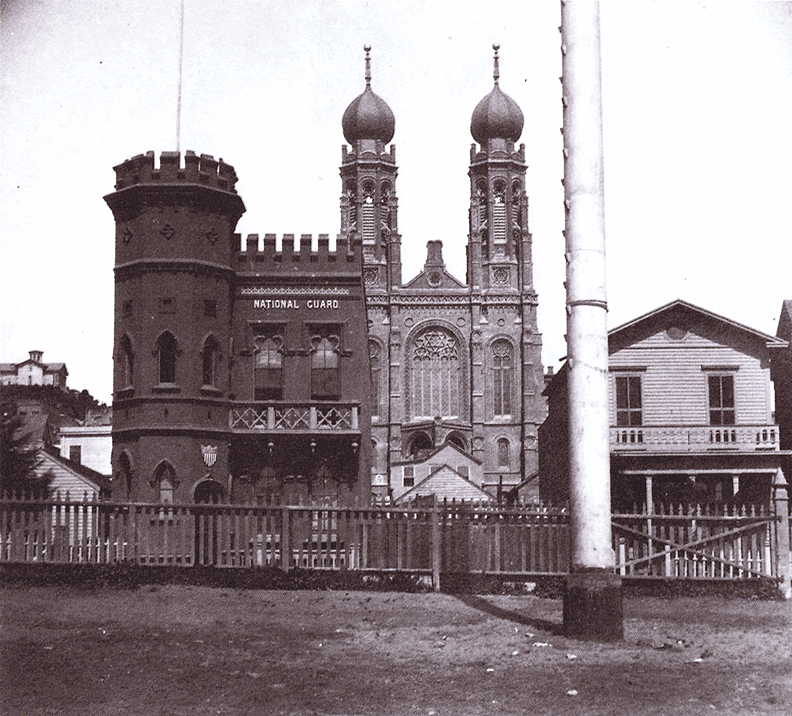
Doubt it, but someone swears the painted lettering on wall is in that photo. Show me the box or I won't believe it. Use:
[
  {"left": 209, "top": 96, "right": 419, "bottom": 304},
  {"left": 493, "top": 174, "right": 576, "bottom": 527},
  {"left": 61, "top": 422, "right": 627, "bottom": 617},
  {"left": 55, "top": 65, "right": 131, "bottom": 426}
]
[{"left": 252, "top": 298, "right": 340, "bottom": 310}]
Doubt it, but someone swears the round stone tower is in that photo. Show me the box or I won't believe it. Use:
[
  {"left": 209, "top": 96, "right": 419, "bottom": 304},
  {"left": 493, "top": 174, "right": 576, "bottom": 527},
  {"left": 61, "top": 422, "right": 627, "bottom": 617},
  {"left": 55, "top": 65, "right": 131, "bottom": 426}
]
[{"left": 104, "top": 150, "right": 246, "bottom": 502}]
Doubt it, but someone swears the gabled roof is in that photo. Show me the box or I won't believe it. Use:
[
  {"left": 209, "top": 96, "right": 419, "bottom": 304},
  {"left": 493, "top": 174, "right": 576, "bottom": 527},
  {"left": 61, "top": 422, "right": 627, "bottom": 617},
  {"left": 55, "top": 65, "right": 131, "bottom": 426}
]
[
  {"left": 392, "top": 440, "right": 482, "bottom": 467},
  {"left": 403, "top": 240, "right": 466, "bottom": 290},
  {"left": 609, "top": 299, "right": 787, "bottom": 349},
  {"left": 394, "top": 464, "right": 494, "bottom": 504},
  {"left": 543, "top": 299, "right": 787, "bottom": 397},
  {"left": 36, "top": 446, "right": 104, "bottom": 497}
]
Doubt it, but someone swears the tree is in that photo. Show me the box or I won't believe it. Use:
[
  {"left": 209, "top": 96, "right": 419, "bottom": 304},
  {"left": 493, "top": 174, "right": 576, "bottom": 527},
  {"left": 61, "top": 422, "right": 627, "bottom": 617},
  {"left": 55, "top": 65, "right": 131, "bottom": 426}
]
[{"left": 0, "top": 398, "right": 50, "bottom": 498}]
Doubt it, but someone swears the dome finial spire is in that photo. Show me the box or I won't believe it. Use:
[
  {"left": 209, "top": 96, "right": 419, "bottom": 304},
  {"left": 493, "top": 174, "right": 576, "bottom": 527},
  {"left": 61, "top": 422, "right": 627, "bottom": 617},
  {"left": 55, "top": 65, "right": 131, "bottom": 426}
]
[
  {"left": 364, "top": 44, "right": 372, "bottom": 87},
  {"left": 492, "top": 43, "right": 500, "bottom": 85}
]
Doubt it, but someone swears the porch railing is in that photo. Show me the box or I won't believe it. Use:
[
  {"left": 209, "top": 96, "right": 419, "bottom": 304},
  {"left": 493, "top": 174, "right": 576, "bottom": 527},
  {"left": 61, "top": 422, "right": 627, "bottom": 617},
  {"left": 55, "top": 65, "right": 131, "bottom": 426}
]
[{"left": 611, "top": 424, "right": 780, "bottom": 452}]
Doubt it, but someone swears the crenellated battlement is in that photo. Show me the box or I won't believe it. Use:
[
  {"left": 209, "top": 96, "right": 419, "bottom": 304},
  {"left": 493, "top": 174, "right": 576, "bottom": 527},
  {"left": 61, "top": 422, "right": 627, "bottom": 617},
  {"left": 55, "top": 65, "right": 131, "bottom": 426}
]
[
  {"left": 234, "top": 233, "right": 361, "bottom": 271},
  {"left": 112, "top": 150, "right": 239, "bottom": 193}
]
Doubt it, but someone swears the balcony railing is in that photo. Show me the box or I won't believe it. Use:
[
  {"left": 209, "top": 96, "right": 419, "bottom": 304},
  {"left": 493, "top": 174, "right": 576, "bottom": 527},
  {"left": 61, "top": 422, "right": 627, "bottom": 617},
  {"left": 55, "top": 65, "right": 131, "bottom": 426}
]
[
  {"left": 229, "top": 402, "right": 359, "bottom": 434},
  {"left": 611, "top": 424, "right": 780, "bottom": 452}
]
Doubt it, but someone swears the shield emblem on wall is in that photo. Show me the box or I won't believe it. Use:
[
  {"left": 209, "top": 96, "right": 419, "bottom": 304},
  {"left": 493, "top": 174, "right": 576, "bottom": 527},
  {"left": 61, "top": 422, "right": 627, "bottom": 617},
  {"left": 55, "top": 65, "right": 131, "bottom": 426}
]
[{"left": 201, "top": 445, "right": 218, "bottom": 468}]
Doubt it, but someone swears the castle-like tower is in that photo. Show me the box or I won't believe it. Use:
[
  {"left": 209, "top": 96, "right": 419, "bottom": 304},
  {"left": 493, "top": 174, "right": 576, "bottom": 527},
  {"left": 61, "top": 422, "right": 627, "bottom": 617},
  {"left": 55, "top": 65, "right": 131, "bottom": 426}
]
[
  {"left": 343, "top": 46, "right": 545, "bottom": 500},
  {"left": 106, "top": 152, "right": 372, "bottom": 505}
]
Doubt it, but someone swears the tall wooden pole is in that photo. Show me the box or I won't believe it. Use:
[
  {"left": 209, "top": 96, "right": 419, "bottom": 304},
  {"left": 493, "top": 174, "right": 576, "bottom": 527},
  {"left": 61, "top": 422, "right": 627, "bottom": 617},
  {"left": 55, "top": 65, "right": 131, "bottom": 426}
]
[{"left": 560, "top": 0, "right": 623, "bottom": 641}]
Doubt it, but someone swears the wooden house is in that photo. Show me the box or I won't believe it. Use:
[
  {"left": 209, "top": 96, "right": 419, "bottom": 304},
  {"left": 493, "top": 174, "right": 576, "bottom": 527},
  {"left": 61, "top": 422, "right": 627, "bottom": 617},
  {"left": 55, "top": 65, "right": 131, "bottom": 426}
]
[
  {"left": 390, "top": 442, "right": 485, "bottom": 503},
  {"left": 540, "top": 300, "right": 789, "bottom": 509}
]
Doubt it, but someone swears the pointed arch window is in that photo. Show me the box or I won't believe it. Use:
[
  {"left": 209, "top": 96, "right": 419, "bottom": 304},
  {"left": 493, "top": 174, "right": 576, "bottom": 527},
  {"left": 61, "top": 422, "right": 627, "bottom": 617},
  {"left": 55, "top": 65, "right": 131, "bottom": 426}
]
[
  {"left": 120, "top": 334, "right": 134, "bottom": 388},
  {"left": 369, "top": 340, "right": 382, "bottom": 418},
  {"left": 311, "top": 330, "right": 340, "bottom": 400},
  {"left": 201, "top": 336, "right": 220, "bottom": 388},
  {"left": 119, "top": 451, "right": 133, "bottom": 498},
  {"left": 411, "top": 327, "right": 461, "bottom": 419},
  {"left": 154, "top": 462, "right": 176, "bottom": 504},
  {"left": 492, "top": 180, "right": 507, "bottom": 244},
  {"left": 156, "top": 332, "right": 178, "bottom": 384},
  {"left": 254, "top": 334, "right": 283, "bottom": 401},
  {"left": 492, "top": 340, "right": 513, "bottom": 417}
]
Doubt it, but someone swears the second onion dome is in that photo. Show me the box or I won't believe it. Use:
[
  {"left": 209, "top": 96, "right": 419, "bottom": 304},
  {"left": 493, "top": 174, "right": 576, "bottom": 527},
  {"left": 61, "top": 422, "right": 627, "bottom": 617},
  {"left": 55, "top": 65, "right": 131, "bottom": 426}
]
[
  {"left": 342, "top": 45, "right": 395, "bottom": 145},
  {"left": 470, "top": 44, "right": 524, "bottom": 144}
]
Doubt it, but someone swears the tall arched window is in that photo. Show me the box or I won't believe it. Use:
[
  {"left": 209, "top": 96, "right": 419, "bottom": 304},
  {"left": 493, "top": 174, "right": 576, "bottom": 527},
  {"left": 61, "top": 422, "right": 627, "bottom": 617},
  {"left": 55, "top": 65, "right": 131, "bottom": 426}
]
[
  {"left": 156, "top": 332, "right": 178, "bottom": 384},
  {"left": 119, "top": 451, "right": 133, "bottom": 497},
  {"left": 254, "top": 335, "right": 283, "bottom": 400},
  {"left": 492, "top": 340, "right": 513, "bottom": 417},
  {"left": 120, "top": 334, "right": 134, "bottom": 388},
  {"left": 311, "top": 333, "right": 340, "bottom": 400},
  {"left": 411, "top": 327, "right": 461, "bottom": 419},
  {"left": 201, "top": 336, "right": 220, "bottom": 388},
  {"left": 154, "top": 462, "right": 176, "bottom": 504},
  {"left": 497, "top": 438, "right": 510, "bottom": 468},
  {"left": 369, "top": 341, "right": 382, "bottom": 418}
]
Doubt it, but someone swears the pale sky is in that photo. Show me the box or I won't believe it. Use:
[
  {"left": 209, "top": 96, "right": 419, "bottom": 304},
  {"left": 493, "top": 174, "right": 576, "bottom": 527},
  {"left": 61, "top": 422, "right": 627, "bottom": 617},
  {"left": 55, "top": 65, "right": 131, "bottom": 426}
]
[{"left": 1, "top": 0, "right": 791, "bottom": 404}]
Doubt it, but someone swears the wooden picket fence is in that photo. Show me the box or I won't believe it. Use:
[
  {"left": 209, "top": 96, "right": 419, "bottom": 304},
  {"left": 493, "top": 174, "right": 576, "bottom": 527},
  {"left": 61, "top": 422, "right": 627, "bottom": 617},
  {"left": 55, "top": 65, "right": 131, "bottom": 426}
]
[{"left": 1, "top": 494, "right": 789, "bottom": 587}]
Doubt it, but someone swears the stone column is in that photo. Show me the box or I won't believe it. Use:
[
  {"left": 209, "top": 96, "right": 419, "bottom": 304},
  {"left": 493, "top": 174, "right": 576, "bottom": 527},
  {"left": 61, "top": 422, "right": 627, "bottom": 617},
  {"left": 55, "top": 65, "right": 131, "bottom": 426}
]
[{"left": 560, "top": 0, "right": 623, "bottom": 641}]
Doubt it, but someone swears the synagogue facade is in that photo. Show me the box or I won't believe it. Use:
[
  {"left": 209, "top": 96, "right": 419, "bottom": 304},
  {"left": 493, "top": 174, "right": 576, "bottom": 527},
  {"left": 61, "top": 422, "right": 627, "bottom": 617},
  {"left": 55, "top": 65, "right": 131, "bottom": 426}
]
[{"left": 348, "top": 47, "right": 546, "bottom": 498}]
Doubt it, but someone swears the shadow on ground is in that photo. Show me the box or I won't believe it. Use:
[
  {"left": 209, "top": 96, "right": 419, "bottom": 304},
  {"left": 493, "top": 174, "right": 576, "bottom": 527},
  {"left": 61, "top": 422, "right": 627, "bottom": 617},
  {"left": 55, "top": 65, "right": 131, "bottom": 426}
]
[{"left": 453, "top": 593, "right": 562, "bottom": 634}]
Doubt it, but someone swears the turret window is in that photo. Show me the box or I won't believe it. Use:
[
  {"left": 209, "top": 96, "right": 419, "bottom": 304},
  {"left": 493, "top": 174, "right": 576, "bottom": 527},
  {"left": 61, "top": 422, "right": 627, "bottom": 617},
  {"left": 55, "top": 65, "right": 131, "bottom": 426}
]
[
  {"left": 492, "top": 180, "right": 507, "bottom": 244},
  {"left": 201, "top": 336, "right": 220, "bottom": 388},
  {"left": 120, "top": 334, "right": 134, "bottom": 388},
  {"left": 154, "top": 462, "right": 176, "bottom": 504},
  {"left": 361, "top": 180, "right": 375, "bottom": 244},
  {"left": 156, "top": 332, "right": 178, "bottom": 384}
]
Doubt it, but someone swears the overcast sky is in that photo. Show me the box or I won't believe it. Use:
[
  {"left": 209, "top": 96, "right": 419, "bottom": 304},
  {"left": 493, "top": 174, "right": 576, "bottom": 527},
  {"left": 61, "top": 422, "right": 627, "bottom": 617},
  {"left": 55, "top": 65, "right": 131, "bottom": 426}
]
[{"left": 1, "top": 0, "right": 791, "bottom": 404}]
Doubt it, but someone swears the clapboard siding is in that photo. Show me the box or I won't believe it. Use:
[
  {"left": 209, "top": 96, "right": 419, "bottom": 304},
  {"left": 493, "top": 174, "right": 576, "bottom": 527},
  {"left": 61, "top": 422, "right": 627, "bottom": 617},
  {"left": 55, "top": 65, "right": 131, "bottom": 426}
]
[
  {"left": 34, "top": 451, "right": 100, "bottom": 501},
  {"left": 609, "top": 329, "right": 772, "bottom": 426}
]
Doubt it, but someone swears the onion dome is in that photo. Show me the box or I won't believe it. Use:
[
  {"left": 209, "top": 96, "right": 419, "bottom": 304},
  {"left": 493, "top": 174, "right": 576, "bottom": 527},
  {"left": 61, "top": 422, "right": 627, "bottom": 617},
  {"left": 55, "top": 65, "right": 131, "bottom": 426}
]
[
  {"left": 470, "top": 44, "right": 524, "bottom": 144},
  {"left": 342, "top": 45, "right": 395, "bottom": 144}
]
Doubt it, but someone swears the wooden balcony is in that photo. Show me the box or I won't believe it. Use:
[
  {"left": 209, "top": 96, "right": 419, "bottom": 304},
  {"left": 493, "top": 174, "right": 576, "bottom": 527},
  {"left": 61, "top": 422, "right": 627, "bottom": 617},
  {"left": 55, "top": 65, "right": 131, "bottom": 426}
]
[
  {"left": 611, "top": 424, "right": 780, "bottom": 453},
  {"left": 229, "top": 402, "right": 360, "bottom": 435}
]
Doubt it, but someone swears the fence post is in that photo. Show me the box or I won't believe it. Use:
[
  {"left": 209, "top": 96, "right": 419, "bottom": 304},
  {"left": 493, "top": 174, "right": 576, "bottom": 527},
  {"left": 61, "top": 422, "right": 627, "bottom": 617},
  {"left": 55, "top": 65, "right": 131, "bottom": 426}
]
[
  {"left": 772, "top": 468, "right": 791, "bottom": 599},
  {"left": 431, "top": 495, "right": 441, "bottom": 593},
  {"left": 281, "top": 506, "right": 291, "bottom": 571}
]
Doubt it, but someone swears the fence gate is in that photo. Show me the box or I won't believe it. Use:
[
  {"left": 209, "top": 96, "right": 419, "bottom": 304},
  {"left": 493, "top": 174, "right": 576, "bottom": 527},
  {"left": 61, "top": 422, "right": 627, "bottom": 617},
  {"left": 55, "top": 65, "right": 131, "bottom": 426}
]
[{"left": 612, "top": 505, "right": 777, "bottom": 579}]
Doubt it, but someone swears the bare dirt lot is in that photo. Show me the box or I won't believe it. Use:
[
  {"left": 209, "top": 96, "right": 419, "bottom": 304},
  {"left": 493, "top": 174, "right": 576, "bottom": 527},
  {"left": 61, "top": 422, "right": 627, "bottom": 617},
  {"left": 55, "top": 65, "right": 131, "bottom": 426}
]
[{"left": 1, "top": 585, "right": 791, "bottom": 716}]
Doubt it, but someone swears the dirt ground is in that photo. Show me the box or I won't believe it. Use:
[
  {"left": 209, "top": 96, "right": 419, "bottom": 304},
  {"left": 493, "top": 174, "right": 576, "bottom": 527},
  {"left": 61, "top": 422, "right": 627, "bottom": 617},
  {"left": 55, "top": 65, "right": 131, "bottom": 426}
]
[{"left": 1, "top": 585, "right": 791, "bottom": 716}]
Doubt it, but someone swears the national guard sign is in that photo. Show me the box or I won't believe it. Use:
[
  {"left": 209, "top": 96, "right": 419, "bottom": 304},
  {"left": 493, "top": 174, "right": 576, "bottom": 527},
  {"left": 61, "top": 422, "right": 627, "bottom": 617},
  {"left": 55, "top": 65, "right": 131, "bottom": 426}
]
[{"left": 201, "top": 445, "right": 218, "bottom": 468}]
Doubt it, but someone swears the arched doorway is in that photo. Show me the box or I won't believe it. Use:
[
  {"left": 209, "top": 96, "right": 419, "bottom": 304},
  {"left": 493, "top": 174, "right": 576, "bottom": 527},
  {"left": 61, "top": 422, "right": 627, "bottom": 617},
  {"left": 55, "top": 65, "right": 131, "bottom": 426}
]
[{"left": 193, "top": 479, "right": 226, "bottom": 504}]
